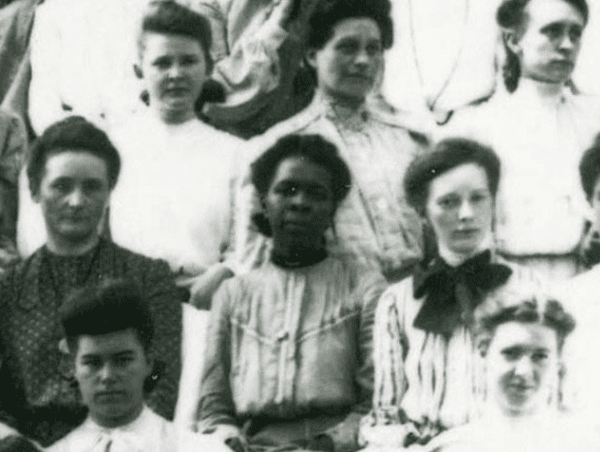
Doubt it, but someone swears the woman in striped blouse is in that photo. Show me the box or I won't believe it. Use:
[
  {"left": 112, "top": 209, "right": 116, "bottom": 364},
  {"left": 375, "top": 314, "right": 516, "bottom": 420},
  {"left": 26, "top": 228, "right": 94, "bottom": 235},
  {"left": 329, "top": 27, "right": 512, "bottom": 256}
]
[{"left": 360, "top": 138, "right": 539, "bottom": 449}]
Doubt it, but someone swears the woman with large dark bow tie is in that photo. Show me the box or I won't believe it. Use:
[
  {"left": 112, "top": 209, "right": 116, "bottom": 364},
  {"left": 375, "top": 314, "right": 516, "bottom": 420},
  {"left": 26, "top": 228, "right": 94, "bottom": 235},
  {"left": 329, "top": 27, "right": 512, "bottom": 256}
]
[{"left": 360, "top": 138, "right": 538, "bottom": 449}]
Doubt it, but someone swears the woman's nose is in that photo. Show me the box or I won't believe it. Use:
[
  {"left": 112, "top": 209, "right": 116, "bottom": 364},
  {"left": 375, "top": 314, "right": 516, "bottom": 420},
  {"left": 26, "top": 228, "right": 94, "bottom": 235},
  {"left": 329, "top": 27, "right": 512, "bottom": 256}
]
[
  {"left": 168, "top": 63, "right": 183, "bottom": 78},
  {"left": 514, "top": 356, "right": 534, "bottom": 377},
  {"left": 290, "top": 191, "right": 311, "bottom": 210},
  {"left": 458, "top": 200, "right": 474, "bottom": 220},
  {"left": 354, "top": 48, "right": 370, "bottom": 65},
  {"left": 99, "top": 363, "right": 117, "bottom": 382},
  {"left": 66, "top": 188, "right": 86, "bottom": 207}
]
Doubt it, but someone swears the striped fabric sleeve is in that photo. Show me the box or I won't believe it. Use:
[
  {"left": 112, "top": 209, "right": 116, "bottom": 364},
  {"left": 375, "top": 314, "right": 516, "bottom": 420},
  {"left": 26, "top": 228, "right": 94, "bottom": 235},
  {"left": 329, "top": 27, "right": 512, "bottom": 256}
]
[{"left": 372, "top": 287, "right": 407, "bottom": 422}]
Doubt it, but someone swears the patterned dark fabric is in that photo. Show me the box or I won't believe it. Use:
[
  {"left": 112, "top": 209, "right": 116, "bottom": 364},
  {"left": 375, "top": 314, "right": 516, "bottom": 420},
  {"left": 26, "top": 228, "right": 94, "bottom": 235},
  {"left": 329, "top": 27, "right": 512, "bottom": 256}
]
[{"left": 0, "top": 238, "right": 182, "bottom": 446}]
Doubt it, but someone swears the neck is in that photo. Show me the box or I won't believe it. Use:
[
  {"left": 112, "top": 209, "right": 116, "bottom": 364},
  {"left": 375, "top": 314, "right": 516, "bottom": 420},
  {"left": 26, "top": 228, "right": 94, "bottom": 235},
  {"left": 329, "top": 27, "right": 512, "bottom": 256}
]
[
  {"left": 438, "top": 233, "right": 493, "bottom": 267},
  {"left": 92, "top": 403, "right": 145, "bottom": 430},
  {"left": 483, "top": 401, "right": 550, "bottom": 431},
  {"left": 46, "top": 234, "right": 100, "bottom": 256},
  {"left": 319, "top": 88, "right": 365, "bottom": 110},
  {"left": 156, "top": 106, "right": 195, "bottom": 126},
  {"left": 518, "top": 77, "right": 565, "bottom": 98},
  {"left": 271, "top": 239, "right": 327, "bottom": 269}
]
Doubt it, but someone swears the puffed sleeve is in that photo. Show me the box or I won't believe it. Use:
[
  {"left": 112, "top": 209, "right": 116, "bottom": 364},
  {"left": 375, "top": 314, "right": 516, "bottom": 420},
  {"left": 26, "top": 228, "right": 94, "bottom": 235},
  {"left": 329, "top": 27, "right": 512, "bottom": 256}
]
[
  {"left": 359, "top": 285, "right": 419, "bottom": 449},
  {"left": 28, "top": 2, "right": 66, "bottom": 135},
  {"left": 320, "top": 270, "right": 386, "bottom": 452},
  {"left": 195, "top": 280, "right": 243, "bottom": 439},
  {"left": 203, "top": 2, "right": 289, "bottom": 126}
]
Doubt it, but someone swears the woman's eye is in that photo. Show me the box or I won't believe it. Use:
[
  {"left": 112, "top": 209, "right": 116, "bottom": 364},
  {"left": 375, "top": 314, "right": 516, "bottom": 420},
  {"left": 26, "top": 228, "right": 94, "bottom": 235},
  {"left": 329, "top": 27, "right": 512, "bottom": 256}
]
[
  {"left": 366, "top": 42, "right": 382, "bottom": 56},
  {"left": 52, "top": 181, "right": 72, "bottom": 192},
  {"left": 153, "top": 58, "right": 171, "bottom": 69},
  {"left": 337, "top": 41, "right": 359, "bottom": 54},
  {"left": 532, "top": 352, "right": 549, "bottom": 363},
  {"left": 439, "top": 197, "right": 459, "bottom": 209}
]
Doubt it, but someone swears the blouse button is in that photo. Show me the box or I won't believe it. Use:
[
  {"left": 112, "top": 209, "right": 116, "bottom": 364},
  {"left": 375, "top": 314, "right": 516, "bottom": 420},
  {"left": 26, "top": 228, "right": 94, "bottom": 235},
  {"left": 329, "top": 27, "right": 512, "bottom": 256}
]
[{"left": 276, "top": 330, "right": 289, "bottom": 342}]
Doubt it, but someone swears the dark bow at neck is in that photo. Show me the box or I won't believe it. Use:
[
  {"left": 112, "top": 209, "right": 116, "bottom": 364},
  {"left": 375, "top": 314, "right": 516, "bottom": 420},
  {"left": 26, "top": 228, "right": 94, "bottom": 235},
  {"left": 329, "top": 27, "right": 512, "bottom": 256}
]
[{"left": 412, "top": 250, "right": 512, "bottom": 336}]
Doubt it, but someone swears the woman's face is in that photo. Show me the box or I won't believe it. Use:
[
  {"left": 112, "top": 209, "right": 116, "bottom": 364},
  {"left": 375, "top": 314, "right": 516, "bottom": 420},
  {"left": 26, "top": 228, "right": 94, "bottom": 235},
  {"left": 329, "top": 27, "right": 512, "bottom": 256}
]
[
  {"left": 425, "top": 163, "right": 493, "bottom": 255},
  {"left": 264, "top": 156, "right": 336, "bottom": 252},
  {"left": 138, "top": 32, "right": 207, "bottom": 123},
  {"left": 485, "top": 321, "right": 559, "bottom": 418},
  {"left": 509, "top": 0, "right": 585, "bottom": 84},
  {"left": 307, "top": 17, "right": 383, "bottom": 104}
]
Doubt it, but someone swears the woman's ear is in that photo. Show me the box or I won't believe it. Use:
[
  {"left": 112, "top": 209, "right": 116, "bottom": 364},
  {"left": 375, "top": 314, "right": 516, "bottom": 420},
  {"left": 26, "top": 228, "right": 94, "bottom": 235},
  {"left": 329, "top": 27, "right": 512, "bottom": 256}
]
[
  {"left": 305, "top": 48, "right": 318, "bottom": 71},
  {"left": 504, "top": 29, "right": 522, "bottom": 57},
  {"left": 133, "top": 64, "right": 144, "bottom": 80}
]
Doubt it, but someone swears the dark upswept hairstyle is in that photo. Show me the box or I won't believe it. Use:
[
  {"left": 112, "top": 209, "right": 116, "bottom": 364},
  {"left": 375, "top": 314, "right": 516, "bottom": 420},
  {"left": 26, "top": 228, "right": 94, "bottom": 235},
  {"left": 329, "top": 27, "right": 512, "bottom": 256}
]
[
  {"left": 497, "top": 0, "right": 589, "bottom": 92},
  {"left": 138, "top": 0, "right": 213, "bottom": 73},
  {"left": 60, "top": 279, "right": 154, "bottom": 354},
  {"left": 579, "top": 132, "right": 600, "bottom": 202},
  {"left": 0, "top": 436, "right": 41, "bottom": 452},
  {"left": 27, "top": 116, "right": 121, "bottom": 197},
  {"left": 307, "top": 0, "right": 394, "bottom": 50},
  {"left": 475, "top": 289, "right": 576, "bottom": 355},
  {"left": 250, "top": 134, "right": 352, "bottom": 237},
  {"left": 403, "top": 137, "right": 501, "bottom": 216}
]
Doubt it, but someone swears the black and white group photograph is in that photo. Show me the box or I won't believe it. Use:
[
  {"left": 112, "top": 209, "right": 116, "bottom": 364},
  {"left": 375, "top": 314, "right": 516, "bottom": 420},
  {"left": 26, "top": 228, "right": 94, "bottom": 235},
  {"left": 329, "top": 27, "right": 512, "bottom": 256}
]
[{"left": 0, "top": 0, "right": 598, "bottom": 450}]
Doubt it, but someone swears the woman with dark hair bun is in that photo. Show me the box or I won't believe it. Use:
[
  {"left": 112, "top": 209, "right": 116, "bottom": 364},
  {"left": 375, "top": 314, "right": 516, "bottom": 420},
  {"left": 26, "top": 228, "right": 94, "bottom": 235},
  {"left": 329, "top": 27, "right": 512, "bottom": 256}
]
[
  {"left": 108, "top": 1, "right": 244, "bottom": 308},
  {"left": 237, "top": 0, "right": 429, "bottom": 283},
  {"left": 441, "top": 0, "right": 600, "bottom": 282},
  {"left": 360, "top": 139, "right": 539, "bottom": 449},
  {"left": 196, "top": 134, "right": 386, "bottom": 452}
]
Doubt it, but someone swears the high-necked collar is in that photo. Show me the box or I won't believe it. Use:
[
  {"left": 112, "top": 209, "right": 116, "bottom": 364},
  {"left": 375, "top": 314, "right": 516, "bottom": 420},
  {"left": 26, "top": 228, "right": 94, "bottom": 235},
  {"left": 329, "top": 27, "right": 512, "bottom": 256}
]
[
  {"left": 511, "top": 77, "right": 569, "bottom": 107},
  {"left": 317, "top": 90, "right": 370, "bottom": 132},
  {"left": 438, "top": 233, "right": 494, "bottom": 267}
]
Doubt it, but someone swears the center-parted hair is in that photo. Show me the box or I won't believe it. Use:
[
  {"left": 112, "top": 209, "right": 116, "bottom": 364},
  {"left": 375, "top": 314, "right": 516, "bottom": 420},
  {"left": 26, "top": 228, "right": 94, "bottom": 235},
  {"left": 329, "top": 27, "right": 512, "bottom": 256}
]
[
  {"left": 138, "top": 0, "right": 213, "bottom": 73},
  {"left": 307, "top": 0, "right": 394, "bottom": 50},
  {"left": 60, "top": 279, "right": 154, "bottom": 353},
  {"left": 474, "top": 289, "right": 576, "bottom": 354},
  {"left": 250, "top": 134, "right": 351, "bottom": 237},
  {"left": 497, "top": 0, "right": 589, "bottom": 92},
  {"left": 403, "top": 138, "right": 501, "bottom": 216},
  {"left": 26, "top": 116, "right": 121, "bottom": 197}
]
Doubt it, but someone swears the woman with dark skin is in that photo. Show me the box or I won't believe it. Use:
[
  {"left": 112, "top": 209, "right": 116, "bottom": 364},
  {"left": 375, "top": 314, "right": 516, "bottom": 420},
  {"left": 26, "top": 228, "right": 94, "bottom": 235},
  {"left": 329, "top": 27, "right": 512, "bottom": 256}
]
[{"left": 196, "top": 134, "right": 385, "bottom": 452}]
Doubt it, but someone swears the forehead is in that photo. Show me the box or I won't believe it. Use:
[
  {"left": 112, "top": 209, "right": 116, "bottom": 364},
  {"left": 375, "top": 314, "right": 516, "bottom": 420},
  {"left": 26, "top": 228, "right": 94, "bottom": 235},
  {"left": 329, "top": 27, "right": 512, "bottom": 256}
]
[
  {"left": 328, "top": 17, "right": 382, "bottom": 42},
  {"left": 428, "top": 163, "right": 489, "bottom": 198},
  {"left": 76, "top": 329, "right": 145, "bottom": 357},
  {"left": 524, "top": 0, "right": 586, "bottom": 29},
  {"left": 271, "top": 156, "right": 333, "bottom": 188},
  {"left": 43, "top": 150, "right": 109, "bottom": 182},
  {"left": 141, "top": 32, "right": 204, "bottom": 58},
  {"left": 490, "top": 321, "right": 558, "bottom": 352}
]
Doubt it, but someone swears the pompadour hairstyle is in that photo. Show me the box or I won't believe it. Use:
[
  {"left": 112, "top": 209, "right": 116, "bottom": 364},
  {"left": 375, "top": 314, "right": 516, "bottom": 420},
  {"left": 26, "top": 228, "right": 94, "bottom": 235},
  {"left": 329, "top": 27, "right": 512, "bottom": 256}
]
[
  {"left": 27, "top": 116, "right": 121, "bottom": 197},
  {"left": 60, "top": 278, "right": 154, "bottom": 353},
  {"left": 307, "top": 0, "right": 394, "bottom": 50},
  {"left": 250, "top": 133, "right": 351, "bottom": 236},
  {"left": 403, "top": 137, "right": 501, "bottom": 216}
]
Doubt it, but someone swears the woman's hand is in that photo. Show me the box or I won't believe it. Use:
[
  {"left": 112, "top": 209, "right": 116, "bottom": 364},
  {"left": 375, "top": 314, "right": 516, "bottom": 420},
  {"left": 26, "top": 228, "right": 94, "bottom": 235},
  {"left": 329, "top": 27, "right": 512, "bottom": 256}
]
[{"left": 190, "top": 264, "right": 235, "bottom": 310}]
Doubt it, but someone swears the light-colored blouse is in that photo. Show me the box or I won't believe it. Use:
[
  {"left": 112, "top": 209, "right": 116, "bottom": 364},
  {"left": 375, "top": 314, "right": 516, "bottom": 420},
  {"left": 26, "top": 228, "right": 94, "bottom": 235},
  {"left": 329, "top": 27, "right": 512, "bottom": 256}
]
[
  {"left": 237, "top": 91, "right": 429, "bottom": 281},
  {"left": 47, "top": 406, "right": 230, "bottom": 452},
  {"left": 196, "top": 256, "right": 386, "bottom": 451},
  {"left": 109, "top": 109, "right": 243, "bottom": 285}
]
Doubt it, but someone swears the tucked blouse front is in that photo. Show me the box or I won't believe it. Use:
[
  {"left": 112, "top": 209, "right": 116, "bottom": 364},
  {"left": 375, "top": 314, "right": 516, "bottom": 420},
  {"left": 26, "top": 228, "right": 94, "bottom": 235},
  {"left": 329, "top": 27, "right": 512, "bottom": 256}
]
[
  {"left": 362, "top": 256, "right": 537, "bottom": 448},
  {"left": 109, "top": 110, "right": 243, "bottom": 285},
  {"left": 197, "top": 256, "right": 386, "bottom": 450},
  {"left": 238, "top": 92, "right": 428, "bottom": 281}
]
